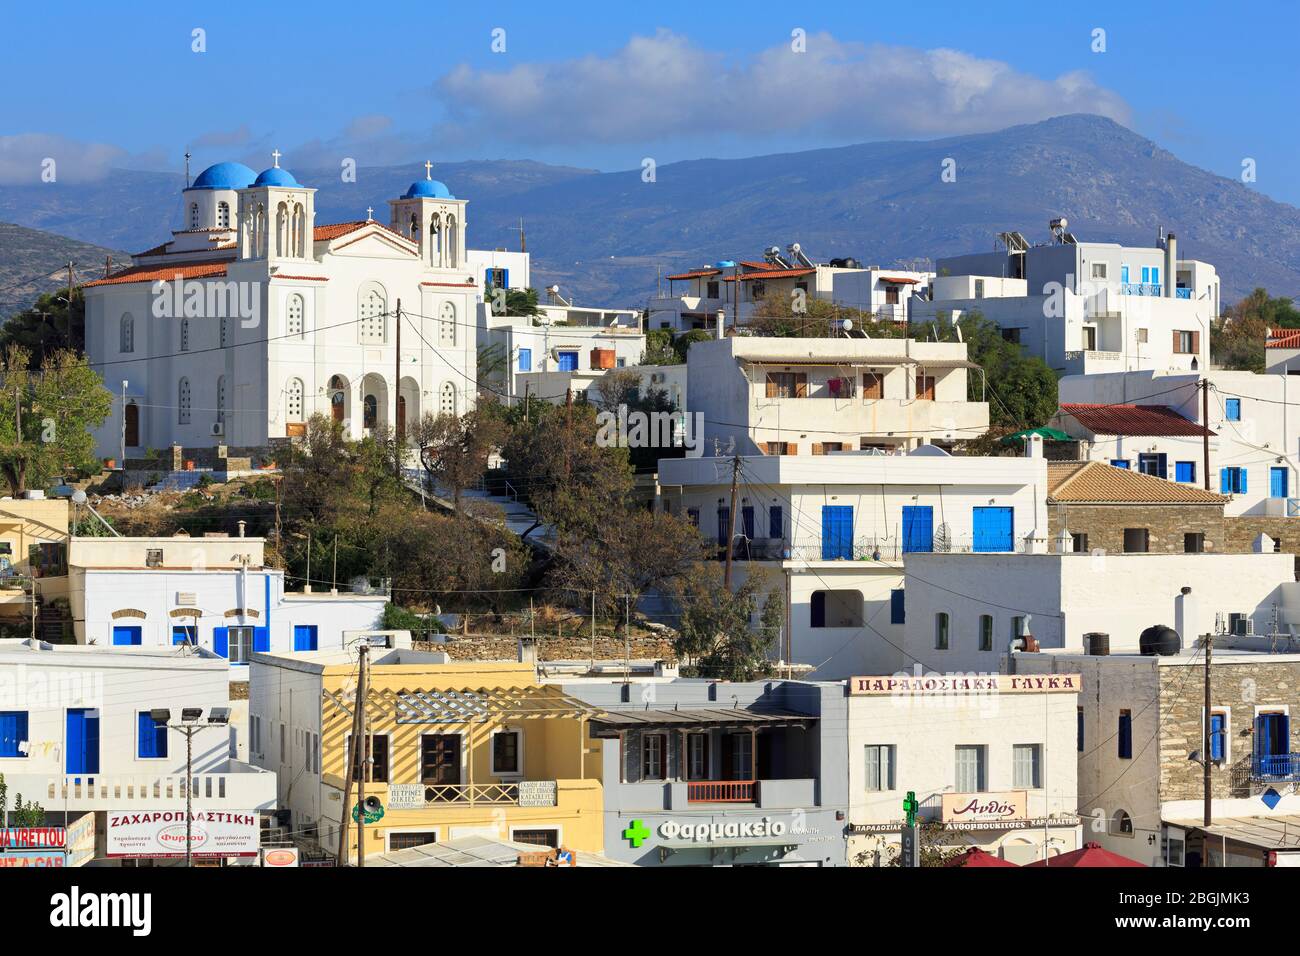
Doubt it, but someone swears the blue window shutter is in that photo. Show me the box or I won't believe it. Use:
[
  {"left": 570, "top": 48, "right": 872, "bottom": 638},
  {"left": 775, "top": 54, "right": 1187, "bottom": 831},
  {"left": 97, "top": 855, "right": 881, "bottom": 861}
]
[
  {"left": 769, "top": 506, "right": 783, "bottom": 539},
  {"left": 1209, "top": 714, "right": 1225, "bottom": 761},
  {"left": 890, "top": 589, "right": 905, "bottom": 625},
  {"left": 741, "top": 506, "right": 755, "bottom": 540},
  {"left": 502, "top": 268, "right": 509, "bottom": 289},
  {"left": 85, "top": 713, "right": 100, "bottom": 773},
  {"left": 0, "top": 711, "right": 27, "bottom": 758},
  {"left": 294, "top": 625, "right": 319, "bottom": 651},
  {"left": 518, "top": 348, "right": 531, "bottom": 372},
  {"left": 1226, "top": 398, "right": 1241, "bottom": 421},
  {"left": 558, "top": 351, "right": 578, "bottom": 372},
  {"left": 113, "top": 625, "right": 141, "bottom": 646},
  {"left": 253, "top": 626, "right": 270, "bottom": 652},
  {"left": 1110, "top": 459, "right": 1130, "bottom": 469},
  {"left": 1175, "top": 461, "right": 1194, "bottom": 483},
  {"left": 810, "top": 591, "right": 826, "bottom": 627},
  {"left": 717, "top": 507, "right": 730, "bottom": 546},
  {"left": 1220, "top": 468, "right": 1231, "bottom": 494},
  {"left": 972, "top": 506, "right": 1013, "bottom": 552},
  {"left": 1240, "top": 469, "right": 1247, "bottom": 494},
  {"left": 901, "top": 505, "right": 933, "bottom": 554},
  {"left": 821, "top": 505, "right": 853, "bottom": 559},
  {"left": 138, "top": 713, "right": 166, "bottom": 758},
  {"left": 213, "top": 627, "right": 228, "bottom": 658}
]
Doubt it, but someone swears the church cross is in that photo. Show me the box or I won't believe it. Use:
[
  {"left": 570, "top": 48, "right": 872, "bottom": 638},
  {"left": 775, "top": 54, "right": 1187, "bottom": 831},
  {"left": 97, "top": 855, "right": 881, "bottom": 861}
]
[
  {"left": 424, "top": 160, "right": 433, "bottom": 180},
  {"left": 271, "top": 149, "right": 281, "bottom": 168},
  {"left": 366, "top": 206, "right": 374, "bottom": 220}
]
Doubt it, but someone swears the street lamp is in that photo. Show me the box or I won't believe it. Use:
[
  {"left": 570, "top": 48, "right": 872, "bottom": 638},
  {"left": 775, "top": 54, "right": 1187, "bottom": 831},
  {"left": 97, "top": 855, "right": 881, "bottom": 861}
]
[{"left": 157, "top": 706, "right": 232, "bottom": 866}]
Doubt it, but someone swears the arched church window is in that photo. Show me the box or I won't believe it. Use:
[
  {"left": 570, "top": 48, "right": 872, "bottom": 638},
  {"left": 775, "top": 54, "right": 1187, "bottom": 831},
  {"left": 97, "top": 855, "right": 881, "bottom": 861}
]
[
  {"left": 329, "top": 375, "right": 346, "bottom": 423},
  {"left": 286, "top": 295, "right": 304, "bottom": 337},
  {"left": 276, "top": 202, "right": 289, "bottom": 258},
  {"left": 120, "top": 313, "right": 134, "bottom": 354},
  {"left": 286, "top": 378, "right": 304, "bottom": 422},
  {"left": 178, "top": 377, "right": 191, "bottom": 424},
  {"left": 438, "top": 301, "right": 456, "bottom": 347},
  {"left": 439, "top": 382, "right": 456, "bottom": 417},
  {"left": 292, "top": 203, "right": 305, "bottom": 257},
  {"left": 429, "top": 214, "right": 442, "bottom": 267},
  {"left": 409, "top": 213, "right": 419, "bottom": 242},
  {"left": 446, "top": 215, "right": 458, "bottom": 267},
  {"left": 217, "top": 202, "right": 230, "bottom": 229},
  {"left": 363, "top": 394, "right": 378, "bottom": 430},
  {"left": 358, "top": 282, "right": 387, "bottom": 343}
]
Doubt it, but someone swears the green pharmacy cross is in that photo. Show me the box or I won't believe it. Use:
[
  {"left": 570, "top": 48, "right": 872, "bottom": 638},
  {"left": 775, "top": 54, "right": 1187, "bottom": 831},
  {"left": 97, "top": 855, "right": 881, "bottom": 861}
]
[
  {"left": 903, "top": 791, "right": 919, "bottom": 828},
  {"left": 622, "top": 819, "right": 651, "bottom": 848}
]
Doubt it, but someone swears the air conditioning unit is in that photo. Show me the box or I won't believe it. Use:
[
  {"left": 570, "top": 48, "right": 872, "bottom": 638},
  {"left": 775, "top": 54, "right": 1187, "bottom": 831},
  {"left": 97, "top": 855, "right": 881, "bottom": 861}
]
[
  {"left": 210, "top": 422, "right": 224, "bottom": 436},
  {"left": 650, "top": 373, "right": 665, "bottom": 384},
  {"left": 1232, "top": 616, "right": 1255, "bottom": 636}
]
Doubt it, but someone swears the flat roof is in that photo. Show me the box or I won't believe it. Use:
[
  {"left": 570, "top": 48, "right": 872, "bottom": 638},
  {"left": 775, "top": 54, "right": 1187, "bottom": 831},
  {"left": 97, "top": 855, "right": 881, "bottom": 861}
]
[{"left": 588, "top": 706, "right": 817, "bottom": 737}]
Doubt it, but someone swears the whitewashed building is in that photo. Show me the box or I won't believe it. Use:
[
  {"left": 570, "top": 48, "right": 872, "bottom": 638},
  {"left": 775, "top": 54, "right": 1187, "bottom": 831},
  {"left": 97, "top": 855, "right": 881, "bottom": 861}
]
[
  {"left": 922, "top": 226, "right": 1219, "bottom": 376},
  {"left": 900, "top": 550, "right": 1297, "bottom": 673},
  {"left": 83, "top": 159, "right": 488, "bottom": 457},
  {"left": 1056, "top": 364, "right": 1300, "bottom": 517},
  {"left": 685, "top": 336, "right": 989, "bottom": 457},
  {"left": 847, "top": 672, "right": 1082, "bottom": 866},
  {"left": 657, "top": 443, "right": 1049, "bottom": 678},
  {"left": 0, "top": 640, "right": 276, "bottom": 859}
]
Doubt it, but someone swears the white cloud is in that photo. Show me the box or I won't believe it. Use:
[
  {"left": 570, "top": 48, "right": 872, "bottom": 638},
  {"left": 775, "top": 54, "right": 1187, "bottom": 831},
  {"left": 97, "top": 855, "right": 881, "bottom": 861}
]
[
  {"left": 0, "top": 133, "right": 124, "bottom": 184},
  {"left": 435, "top": 30, "right": 1132, "bottom": 146}
]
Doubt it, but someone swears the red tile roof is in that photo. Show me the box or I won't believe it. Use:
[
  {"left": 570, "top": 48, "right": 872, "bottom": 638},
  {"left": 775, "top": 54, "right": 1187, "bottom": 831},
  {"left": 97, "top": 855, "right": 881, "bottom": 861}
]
[
  {"left": 134, "top": 242, "right": 172, "bottom": 257},
  {"left": 84, "top": 260, "right": 230, "bottom": 288},
  {"left": 879, "top": 276, "right": 920, "bottom": 284},
  {"left": 1059, "top": 403, "right": 1214, "bottom": 437},
  {"left": 1267, "top": 330, "right": 1300, "bottom": 349},
  {"left": 313, "top": 220, "right": 370, "bottom": 241},
  {"left": 666, "top": 268, "right": 722, "bottom": 281},
  {"left": 723, "top": 267, "right": 816, "bottom": 282}
]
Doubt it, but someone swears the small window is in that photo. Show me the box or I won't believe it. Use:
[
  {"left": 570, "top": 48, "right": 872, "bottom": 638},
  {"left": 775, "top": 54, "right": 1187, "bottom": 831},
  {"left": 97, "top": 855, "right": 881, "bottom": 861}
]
[
  {"left": 1209, "top": 711, "right": 1227, "bottom": 764},
  {"left": 687, "top": 733, "right": 709, "bottom": 780},
  {"left": 1110, "top": 459, "right": 1130, "bottom": 469},
  {"left": 889, "top": 589, "right": 905, "bottom": 625},
  {"left": 286, "top": 294, "right": 304, "bottom": 337},
  {"left": 120, "top": 313, "right": 135, "bottom": 354},
  {"left": 864, "top": 744, "right": 895, "bottom": 792},
  {"left": 1175, "top": 461, "right": 1196, "bottom": 483},
  {"left": 517, "top": 348, "right": 532, "bottom": 372},
  {"left": 348, "top": 733, "right": 389, "bottom": 783},
  {"left": 1123, "top": 528, "right": 1149, "bottom": 553},
  {"left": 0, "top": 711, "right": 29, "bottom": 758},
  {"left": 1224, "top": 398, "right": 1241, "bottom": 421},
  {"left": 954, "top": 745, "right": 986, "bottom": 792},
  {"left": 492, "top": 730, "right": 521, "bottom": 775},
  {"left": 513, "top": 828, "right": 559, "bottom": 848},
  {"left": 642, "top": 733, "right": 666, "bottom": 780},
  {"left": 145, "top": 548, "right": 163, "bottom": 567},
  {"left": 1001, "top": 328, "right": 1022, "bottom": 345},
  {"left": 228, "top": 625, "right": 254, "bottom": 664},
  {"left": 389, "top": 832, "right": 437, "bottom": 851},
  {"left": 1118, "top": 710, "right": 1133, "bottom": 759},
  {"left": 766, "top": 441, "right": 790, "bottom": 455},
  {"left": 137, "top": 712, "right": 168, "bottom": 759},
  {"left": 1175, "top": 331, "right": 1195, "bottom": 353},
  {"left": 978, "top": 614, "right": 993, "bottom": 652},
  {"left": 974, "top": 278, "right": 985, "bottom": 298},
  {"left": 1136, "top": 327, "right": 1149, "bottom": 344},
  {"left": 1012, "top": 743, "right": 1042, "bottom": 788},
  {"left": 180, "top": 319, "right": 190, "bottom": 352},
  {"left": 1071, "top": 532, "right": 1089, "bottom": 553},
  {"left": 1077, "top": 707, "right": 1084, "bottom": 752},
  {"left": 1113, "top": 809, "right": 1134, "bottom": 836},
  {"left": 706, "top": 281, "right": 720, "bottom": 299},
  {"left": 1091, "top": 262, "right": 1108, "bottom": 280},
  {"left": 1184, "top": 532, "right": 1205, "bottom": 554},
  {"left": 811, "top": 590, "right": 864, "bottom": 628},
  {"left": 934, "top": 612, "right": 950, "bottom": 650}
]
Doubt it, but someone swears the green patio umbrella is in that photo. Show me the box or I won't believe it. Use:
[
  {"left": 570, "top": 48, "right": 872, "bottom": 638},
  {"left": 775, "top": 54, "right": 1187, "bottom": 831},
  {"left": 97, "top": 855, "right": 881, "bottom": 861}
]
[{"left": 999, "top": 426, "right": 1071, "bottom": 446}]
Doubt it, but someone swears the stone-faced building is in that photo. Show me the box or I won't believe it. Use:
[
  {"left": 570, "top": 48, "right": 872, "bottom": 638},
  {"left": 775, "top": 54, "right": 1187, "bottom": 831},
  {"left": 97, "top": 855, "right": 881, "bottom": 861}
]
[
  {"left": 1046, "top": 460, "right": 1230, "bottom": 555},
  {"left": 1016, "top": 642, "right": 1300, "bottom": 867}
]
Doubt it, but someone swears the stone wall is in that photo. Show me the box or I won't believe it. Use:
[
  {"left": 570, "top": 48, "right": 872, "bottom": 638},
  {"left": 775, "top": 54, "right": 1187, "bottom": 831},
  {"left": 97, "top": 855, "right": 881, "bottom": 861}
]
[
  {"left": 1158, "top": 657, "right": 1300, "bottom": 801},
  {"left": 1048, "top": 503, "right": 1226, "bottom": 554},
  {"left": 416, "top": 631, "right": 677, "bottom": 663}
]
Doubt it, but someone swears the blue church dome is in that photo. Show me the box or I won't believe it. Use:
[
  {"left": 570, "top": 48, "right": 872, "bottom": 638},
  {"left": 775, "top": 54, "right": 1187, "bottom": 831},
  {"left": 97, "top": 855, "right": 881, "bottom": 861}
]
[
  {"left": 402, "top": 179, "right": 454, "bottom": 200},
  {"left": 189, "top": 162, "right": 257, "bottom": 190},
  {"left": 254, "top": 166, "right": 301, "bottom": 187}
]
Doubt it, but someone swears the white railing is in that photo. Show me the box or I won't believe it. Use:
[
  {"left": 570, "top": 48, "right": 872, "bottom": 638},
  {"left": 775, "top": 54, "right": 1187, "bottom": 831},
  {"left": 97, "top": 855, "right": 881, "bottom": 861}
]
[{"left": 9, "top": 764, "right": 278, "bottom": 811}]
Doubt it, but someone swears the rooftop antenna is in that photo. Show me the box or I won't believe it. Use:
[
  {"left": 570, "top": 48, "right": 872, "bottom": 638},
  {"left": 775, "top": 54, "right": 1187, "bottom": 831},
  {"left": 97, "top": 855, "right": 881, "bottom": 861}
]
[{"left": 184, "top": 151, "right": 191, "bottom": 188}]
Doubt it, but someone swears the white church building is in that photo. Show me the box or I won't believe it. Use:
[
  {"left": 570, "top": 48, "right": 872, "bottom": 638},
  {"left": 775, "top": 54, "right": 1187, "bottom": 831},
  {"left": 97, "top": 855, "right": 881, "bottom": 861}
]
[{"left": 83, "top": 157, "right": 483, "bottom": 457}]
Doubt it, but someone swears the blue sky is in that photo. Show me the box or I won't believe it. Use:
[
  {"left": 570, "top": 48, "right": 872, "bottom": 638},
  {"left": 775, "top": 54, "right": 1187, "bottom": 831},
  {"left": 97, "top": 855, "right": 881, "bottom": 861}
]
[{"left": 3, "top": 0, "right": 1299, "bottom": 203}]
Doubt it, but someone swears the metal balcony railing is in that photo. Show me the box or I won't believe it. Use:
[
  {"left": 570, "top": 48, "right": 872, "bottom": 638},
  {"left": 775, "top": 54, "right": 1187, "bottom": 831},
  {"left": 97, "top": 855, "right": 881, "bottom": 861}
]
[
  {"left": 687, "top": 779, "right": 757, "bottom": 803},
  {"left": 787, "top": 533, "right": 1031, "bottom": 562},
  {"left": 1176, "top": 287, "right": 1192, "bottom": 299},
  {"left": 1121, "top": 282, "right": 1163, "bottom": 297},
  {"left": 422, "top": 783, "right": 520, "bottom": 804},
  {"left": 1252, "top": 754, "right": 1300, "bottom": 781}
]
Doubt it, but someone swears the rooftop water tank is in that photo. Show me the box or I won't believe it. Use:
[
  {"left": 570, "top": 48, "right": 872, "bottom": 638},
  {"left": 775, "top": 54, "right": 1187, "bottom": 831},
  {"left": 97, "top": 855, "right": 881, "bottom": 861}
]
[{"left": 1139, "top": 624, "right": 1181, "bottom": 656}]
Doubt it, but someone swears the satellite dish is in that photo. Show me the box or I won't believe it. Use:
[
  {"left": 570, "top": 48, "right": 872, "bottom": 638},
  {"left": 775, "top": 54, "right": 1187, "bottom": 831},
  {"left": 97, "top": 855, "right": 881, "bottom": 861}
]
[
  {"left": 72, "top": 490, "right": 88, "bottom": 504},
  {"left": 841, "top": 319, "right": 853, "bottom": 332}
]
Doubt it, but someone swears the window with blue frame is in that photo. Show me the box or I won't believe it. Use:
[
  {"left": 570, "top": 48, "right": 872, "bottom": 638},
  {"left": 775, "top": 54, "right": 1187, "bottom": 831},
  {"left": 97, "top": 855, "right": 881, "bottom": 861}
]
[
  {"left": 1110, "top": 459, "right": 1130, "bottom": 470},
  {"left": 716, "top": 506, "right": 730, "bottom": 547},
  {"left": 768, "top": 506, "right": 783, "bottom": 540},
  {"left": 1224, "top": 398, "right": 1241, "bottom": 421},
  {"left": 294, "top": 625, "right": 319, "bottom": 652},
  {"left": 1175, "top": 461, "right": 1196, "bottom": 483},
  {"left": 1209, "top": 712, "right": 1226, "bottom": 763},
  {"left": 1118, "top": 709, "right": 1133, "bottom": 759},
  {"left": 172, "top": 624, "right": 196, "bottom": 645},
  {"left": 1220, "top": 467, "right": 1248, "bottom": 494},
  {"left": 517, "top": 348, "right": 532, "bottom": 372},
  {"left": 1271, "top": 467, "right": 1289, "bottom": 499},
  {"left": 1137, "top": 453, "right": 1167, "bottom": 479},
  {"left": 112, "top": 625, "right": 142, "bottom": 646},
  {"left": 557, "top": 351, "right": 578, "bottom": 372},
  {"left": 137, "top": 712, "right": 168, "bottom": 759},
  {"left": 901, "top": 505, "right": 933, "bottom": 554},
  {"left": 889, "top": 589, "right": 905, "bottom": 625},
  {"left": 0, "top": 711, "right": 29, "bottom": 757},
  {"left": 821, "top": 505, "right": 854, "bottom": 560}
]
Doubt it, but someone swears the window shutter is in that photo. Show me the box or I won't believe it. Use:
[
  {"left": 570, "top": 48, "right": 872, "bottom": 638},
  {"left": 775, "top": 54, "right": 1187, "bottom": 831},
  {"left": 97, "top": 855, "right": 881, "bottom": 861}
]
[
  {"left": 766, "top": 375, "right": 778, "bottom": 399},
  {"left": 786, "top": 444, "right": 797, "bottom": 456},
  {"left": 1220, "top": 468, "right": 1231, "bottom": 494},
  {"left": 1192, "top": 330, "right": 1201, "bottom": 355},
  {"left": 811, "top": 443, "right": 823, "bottom": 456},
  {"left": 757, "top": 442, "right": 768, "bottom": 455},
  {"left": 213, "top": 626, "right": 228, "bottom": 658},
  {"left": 1241, "top": 469, "right": 1248, "bottom": 494},
  {"left": 794, "top": 373, "right": 807, "bottom": 398},
  {"left": 254, "top": 626, "right": 270, "bottom": 652},
  {"left": 1172, "top": 330, "right": 1181, "bottom": 353}
]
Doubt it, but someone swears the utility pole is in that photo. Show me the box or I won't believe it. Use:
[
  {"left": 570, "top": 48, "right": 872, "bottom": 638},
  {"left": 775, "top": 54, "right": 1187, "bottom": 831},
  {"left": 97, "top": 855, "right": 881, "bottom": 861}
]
[
  {"left": 120, "top": 380, "right": 128, "bottom": 468},
  {"left": 394, "top": 298, "right": 403, "bottom": 478},
  {"left": 332, "top": 535, "right": 338, "bottom": 592},
  {"left": 624, "top": 594, "right": 631, "bottom": 684},
  {"left": 723, "top": 454, "right": 742, "bottom": 590},
  {"left": 305, "top": 535, "right": 311, "bottom": 593},
  {"left": 1203, "top": 632, "right": 1213, "bottom": 828},
  {"left": 336, "top": 652, "right": 363, "bottom": 865},
  {"left": 1201, "top": 378, "right": 1211, "bottom": 492},
  {"left": 356, "top": 643, "right": 369, "bottom": 868},
  {"left": 185, "top": 727, "right": 193, "bottom": 866},
  {"left": 590, "top": 590, "right": 596, "bottom": 671}
]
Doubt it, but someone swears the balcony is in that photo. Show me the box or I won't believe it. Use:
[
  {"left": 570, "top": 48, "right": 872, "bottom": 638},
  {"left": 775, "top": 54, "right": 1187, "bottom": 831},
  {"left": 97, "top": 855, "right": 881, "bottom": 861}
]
[
  {"left": 787, "top": 532, "right": 1032, "bottom": 563},
  {"left": 1176, "top": 287, "right": 1192, "bottom": 300},
  {"left": 1252, "top": 754, "right": 1300, "bottom": 781},
  {"left": 9, "top": 762, "right": 278, "bottom": 812},
  {"left": 687, "top": 779, "right": 755, "bottom": 803},
  {"left": 418, "top": 781, "right": 557, "bottom": 806},
  {"left": 1122, "top": 283, "right": 1163, "bottom": 296}
]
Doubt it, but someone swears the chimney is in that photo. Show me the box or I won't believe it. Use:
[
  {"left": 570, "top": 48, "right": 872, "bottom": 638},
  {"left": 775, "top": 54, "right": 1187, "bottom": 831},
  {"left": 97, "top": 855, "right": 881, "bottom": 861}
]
[
  {"left": 1175, "top": 586, "right": 1198, "bottom": 648},
  {"left": 1024, "top": 433, "right": 1044, "bottom": 459},
  {"left": 716, "top": 309, "right": 726, "bottom": 340},
  {"left": 237, "top": 520, "right": 246, "bottom": 538},
  {"left": 517, "top": 635, "right": 538, "bottom": 666},
  {"left": 1164, "top": 232, "right": 1176, "bottom": 299}
]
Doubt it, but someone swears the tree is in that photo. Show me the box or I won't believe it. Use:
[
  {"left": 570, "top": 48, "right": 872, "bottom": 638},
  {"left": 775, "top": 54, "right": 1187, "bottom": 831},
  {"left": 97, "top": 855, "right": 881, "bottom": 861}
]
[
  {"left": 641, "top": 329, "right": 678, "bottom": 366},
  {"left": 0, "top": 344, "right": 112, "bottom": 495},
  {"left": 0, "top": 287, "right": 85, "bottom": 365},
  {"left": 485, "top": 285, "right": 543, "bottom": 319},
  {"left": 670, "top": 564, "right": 778, "bottom": 681},
  {"left": 1213, "top": 288, "right": 1300, "bottom": 372},
  {"left": 417, "top": 408, "right": 507, "bottom": 512},
  {"left": 0, "top": 773, "right": 44, "bottom": 826}
]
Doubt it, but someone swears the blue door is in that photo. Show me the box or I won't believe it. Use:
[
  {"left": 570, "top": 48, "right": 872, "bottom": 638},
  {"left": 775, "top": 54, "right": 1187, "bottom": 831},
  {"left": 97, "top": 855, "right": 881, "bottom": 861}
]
[
  {"left": 901, "top": 506, "right": 933, "bottom": 554},
  {"left": 821, "top": 505, "right": 853, "bottom": 560},
  {"left": 1138, "top": 454, "right": 1167, "bottom": 479},
  {"left": 112, "top": 625, "right": 142, "bottom": 646},
  {"left": 557, "top": 351, "right": 578, "bottom": 371},
  {"left": 741, "top": 506, "right": 755, "bottom": 540},
  {"left": 293, "top": 625, "right": 319, "bottom": 651},
  {"left": 66, "top": 709, "right": 100, "bottom": 774},
  {"left": 972, "top": 506, "right": 1014, "bottom": 552},
  {"left": 1271, "top": 467, "right": 1289, "bottom": 499}
]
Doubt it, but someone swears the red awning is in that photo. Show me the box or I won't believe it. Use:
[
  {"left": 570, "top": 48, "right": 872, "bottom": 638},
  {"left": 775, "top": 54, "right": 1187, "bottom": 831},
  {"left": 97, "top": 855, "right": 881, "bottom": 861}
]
[
  {"left": 878, "top": 276, "right": 920, "bottom": 284},
  {"left": 1025, "top": 842, "right": 1146, "bottom": 867},
  {"left": 944, "top": 847, "right": 1019, "bottom": 867}
]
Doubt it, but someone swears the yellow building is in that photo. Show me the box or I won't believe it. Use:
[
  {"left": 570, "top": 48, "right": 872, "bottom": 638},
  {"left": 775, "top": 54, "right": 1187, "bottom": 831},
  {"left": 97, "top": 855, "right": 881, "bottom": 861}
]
[
  {"left": 0, "top": 498, "right": 71, "bottom": 619},
  {"left": 249, "top": 647, "right": 605, "bottom": 862}
]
